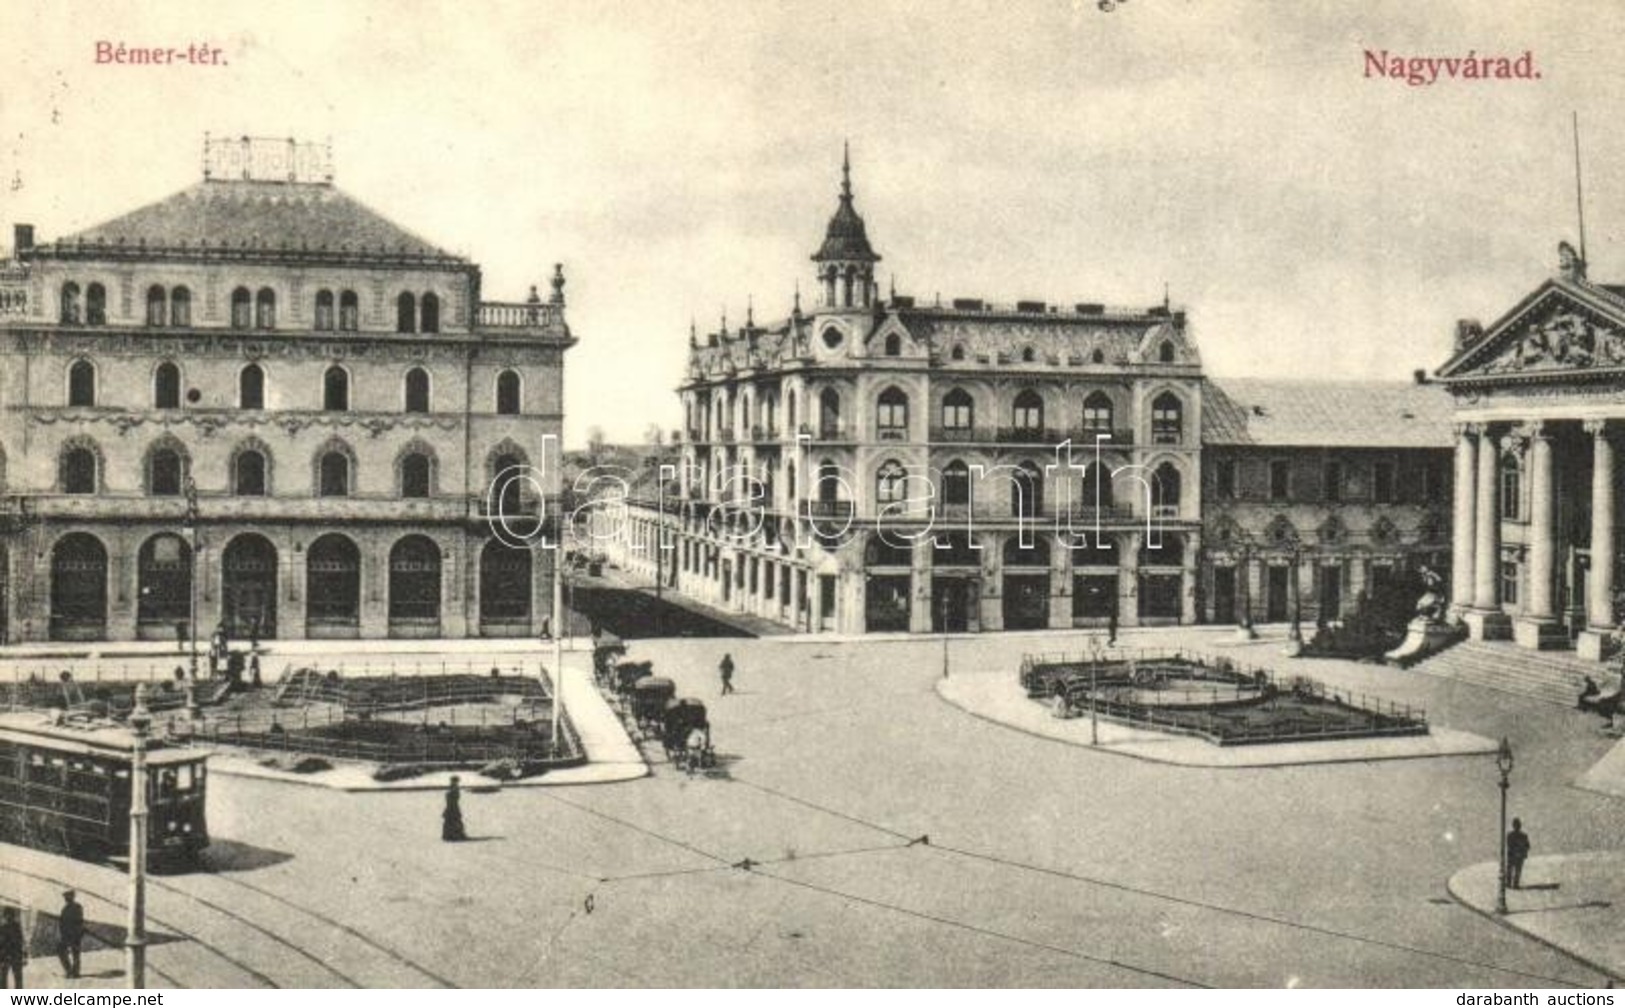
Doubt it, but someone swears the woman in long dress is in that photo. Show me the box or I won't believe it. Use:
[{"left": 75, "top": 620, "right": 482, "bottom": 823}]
[{"left": 442, "top": 775, "right": 467, "bottom": 842}]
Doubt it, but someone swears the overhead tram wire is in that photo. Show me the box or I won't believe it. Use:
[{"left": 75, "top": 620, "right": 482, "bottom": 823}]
[
  {"left": 750, "top": 865, "right": 1211, "bottom": 989},
  {"left": 530, "top": 782, "right": 1212, "bottom": 986},
  {"left": 722, "top": 773, "right": 1595, "bottom": 988},
  {"left": 524, "top": 684, "right": 1594, "bottom": 986}
]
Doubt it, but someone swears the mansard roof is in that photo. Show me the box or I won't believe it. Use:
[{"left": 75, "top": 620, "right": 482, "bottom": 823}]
[
  {"left": 681, "top": 299, "right": 1192, "bottom": 383},
  {"left": 1203, "top": 378, "right": 1453, "bottom": 449},
  {"left": 40, "top": 179, "right": 465, "bottom": 264}
]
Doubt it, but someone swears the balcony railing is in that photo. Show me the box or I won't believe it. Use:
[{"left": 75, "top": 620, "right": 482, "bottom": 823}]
[
  {"left": 929, "top": 426, "right": 1137, "bottom": 447},
  {"left": 476, "top": 301, "right": 564, "bottom": 329},
  {"left": 995, "top": 426, "right": 1066, "bottom": 444},
  {"left": 25, "top": 494, "right": 474, "bottom": 523},
  {"left": 876, "top": 427, "right": 909, "bottom": 442},
  {"left": 719, "top": 427, "right": 736, "bottom": 443},
  {"left": 1074, "top": 427, "right": 1137, "bottom": 447},
  {"left": 800, "top": 499, "right": 856, "bottom": 519},
  {"left": 750, "top": 425, "right": 781, "bottom": 443},
  {"left": 799, "top": 424, "right": 852, "bottom": 442}
]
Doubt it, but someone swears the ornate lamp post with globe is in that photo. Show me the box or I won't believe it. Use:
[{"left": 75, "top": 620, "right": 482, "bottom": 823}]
[{"left": 1496, "top": 736, "right": 1514, "bottom": 915}]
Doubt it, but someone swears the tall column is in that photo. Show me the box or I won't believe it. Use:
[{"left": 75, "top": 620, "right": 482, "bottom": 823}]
[
  {"left": 1526, "top": 425, "right": 1556, "bottom": 618},
  {"left": 1451, "top": 424, "right": 1479, "bottom": 617},
  {"left": 1465, "top": 427, "right": 1511, "bottom": 640},
  {"left": 1580, "top": 420, "right": 1618, "bottom": 660},
  {"left": 1472, "top": 430, "right": 1500, "bottom": 610},
  {"left": 1515, "top": 423, "right": 1564, "bottom": 649},
  {"left": 1118, "top": 531, "right": 1142, "bottom": 628}
]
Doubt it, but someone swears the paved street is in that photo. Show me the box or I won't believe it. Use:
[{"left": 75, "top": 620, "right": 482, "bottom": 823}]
[{"left": 3, "top": 626, "right": 1621, "bottom": 987}]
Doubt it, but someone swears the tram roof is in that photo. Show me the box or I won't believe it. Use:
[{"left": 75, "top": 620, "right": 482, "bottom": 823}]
[{"left": 0, "top": 712, "right": 209, "bottom": 765}]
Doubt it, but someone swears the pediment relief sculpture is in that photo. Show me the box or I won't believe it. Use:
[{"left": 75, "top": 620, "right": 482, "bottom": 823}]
[{"left": 1480, "top": 309, "right": 1625, "bottom": 374}]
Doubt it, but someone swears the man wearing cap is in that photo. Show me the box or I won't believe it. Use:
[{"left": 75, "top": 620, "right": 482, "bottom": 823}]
[{"left": 56, "top": 891, "right": 83, "bottom": 980}]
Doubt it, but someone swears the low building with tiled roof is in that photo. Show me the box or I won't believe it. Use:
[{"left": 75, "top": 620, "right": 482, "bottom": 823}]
[
  {"left": 1199, "top": 377, "right": 1454, "bottom": 631},
  {"left": 0, "top": 135, "right": 575, "bottom": 644}
]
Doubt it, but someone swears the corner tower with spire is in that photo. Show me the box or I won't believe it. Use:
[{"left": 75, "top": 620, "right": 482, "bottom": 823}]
[{"left": 812, "top": 143, "right": 881, "bottom": 310}]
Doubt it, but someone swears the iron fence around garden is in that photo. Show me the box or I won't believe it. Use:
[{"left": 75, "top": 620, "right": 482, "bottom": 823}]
[
  {"left": 0, "top": 657, "right": 549, "bottom": 686},
  {"left": 171, "top": 704, "right": 586, "bottom": 769},
  {"left": 272, "top": 668, "right": 553, "bottom": 713},
  {"left": 1020, "top": 648, "right": 1428, "bottom": 746}
]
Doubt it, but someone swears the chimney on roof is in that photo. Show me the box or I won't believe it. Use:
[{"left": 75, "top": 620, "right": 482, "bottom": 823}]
[
  {"left": 1454, "top": 318, "right": 1484, "bottom": 352},
  {"left": 13, "top": 224, "right": 34, "bottom": 255}
]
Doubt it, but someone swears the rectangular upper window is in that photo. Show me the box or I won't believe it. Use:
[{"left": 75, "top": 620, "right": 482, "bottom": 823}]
[
  {"left": 1269, "top": 460, "right": 1291, "bottom": 502},
  {"left": 1373, "top": 460, "right": 1396, "bottom": 505}
]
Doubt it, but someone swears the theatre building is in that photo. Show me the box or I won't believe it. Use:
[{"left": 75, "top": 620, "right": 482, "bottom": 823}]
[
  {"left": 1436, "top": 243, "right": 1625, "bottom": 660},
  {"left": 0, "top": 136, "right": 573, "bottom": 642}
]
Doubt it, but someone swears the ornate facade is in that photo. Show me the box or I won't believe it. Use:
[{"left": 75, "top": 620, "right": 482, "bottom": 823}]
[
  {"left": 1437, "top": 243, "right": 1625, "bottom": 659},
  {"left": 608, "top": 152, "right": 1455, "bottom": 636},
  {"left": 0, "top": 137, "right": 574, "bottom": 642},
  {"left": 616, "top": 153, "right": 1203, "bottom": 634}
]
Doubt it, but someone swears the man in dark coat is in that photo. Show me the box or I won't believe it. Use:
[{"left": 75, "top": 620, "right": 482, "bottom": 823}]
[
  {"left": 1507, "top": 817, "right": 1531, "bottom": 889},
  {"left": 0, "top": 906, "right": 25, "bottom": 988},
  {"left": 719, "top": 653, "right": 735, "bottom": 695},
  {"left": 442, "top": 776, "right": 467, "bottom": 842},
  {"left": 56, "top": 891, "right": 82, "bottom": 980}
]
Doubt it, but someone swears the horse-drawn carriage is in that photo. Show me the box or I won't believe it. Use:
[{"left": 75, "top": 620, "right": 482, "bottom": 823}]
[
  {"left": 592, "top": 637, "right": 629, "bottom": 686},
  {"left": 661, "top": 698, "right": 714, "bottom": 771},
  {"left": 614, "top": 660, "right": 655, "bottom": 695},
  {"left": 631, "top": 676, "right": 677, "bottom": 730}
]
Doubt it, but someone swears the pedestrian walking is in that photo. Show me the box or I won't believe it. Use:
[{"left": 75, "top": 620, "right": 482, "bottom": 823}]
[
  {"left": 0, "top": 906, "right": 25, "bottom": 989},
  {"left": 174, "top": 621, "right": 186, "bottom": 652},
  {"left": 442, "top": 776, "right": 467, "bottom": 842},
  {"left": 719, "top": 653, "right": 736, "bottom": 695},
  {"left": 249, "top": 653, "right": 262, "bottom": 688},
  {"left": 56, "top": 891, "right": 82, "bottom": 980},
  {"left": 1107, "top": 603, "right": 1119, "bottom": 647},
  {"left": 248, "top": 617, "right": 260, "bottom": 654},
  {"left": 1507, "top": 817, "right": 1531, "bottom": 889}
]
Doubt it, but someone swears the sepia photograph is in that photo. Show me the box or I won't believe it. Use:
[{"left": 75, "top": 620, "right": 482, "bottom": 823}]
[{"left": 2, "top": 0, "right": 1625, "bottom": 995}]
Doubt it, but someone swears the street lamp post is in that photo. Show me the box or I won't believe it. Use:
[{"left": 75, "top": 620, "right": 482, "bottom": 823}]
[
  {"left": 1089, "top": 637, "right": 1101, "bottom": 747},
  {"left": 1236, "top": 540, "right": 1257, "bottom": 641},
  {"left": 1496, "top": 736, "right": 1514, "bottom": 914},
  {"left": 183, "top": 478, "right": 200, "bottom": 716},
  {"left": 939, "top": 592, "right": 950, "bottom": 679},
  {"left": 126, "top": 685, "right": 151, "bottom": 989},
  {"left": 1288, "top": 537, "right": 1304, "bottom": 644},
  {"left": 551, "top": 545, "right": 566, "bottom": 757}
]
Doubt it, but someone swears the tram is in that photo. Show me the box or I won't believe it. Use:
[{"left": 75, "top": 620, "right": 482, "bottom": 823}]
[{"left": 0, "top": 710, "right": 209, "bottom": 866}]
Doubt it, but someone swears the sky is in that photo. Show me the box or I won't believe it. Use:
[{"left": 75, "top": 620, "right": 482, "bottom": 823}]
[{"left": 5, "top": 0, "right": 1625, "bottom": 446}]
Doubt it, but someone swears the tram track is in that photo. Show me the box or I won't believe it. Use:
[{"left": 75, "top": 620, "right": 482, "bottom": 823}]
[
  {"left": 155, "top": 867, "right": 458, "bottom": 988},
  {"left": 0, "top": 857, "right": 272, "bottom": 988},
  {"left": 0, "top": 843, "right": 455, "bottom": 987}
]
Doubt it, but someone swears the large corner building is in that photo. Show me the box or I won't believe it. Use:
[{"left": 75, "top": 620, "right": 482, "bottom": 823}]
[
  {"left": 0, "top": 137, "right": 574, "bottom": 642},
  {"left": 612, "top": 153, "right": 1453, "bottom": 634}
]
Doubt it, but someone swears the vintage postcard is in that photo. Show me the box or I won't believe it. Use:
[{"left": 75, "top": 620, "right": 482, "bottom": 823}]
[{"left": 0, "top": 0, "right": 1622, "bottom": 996}]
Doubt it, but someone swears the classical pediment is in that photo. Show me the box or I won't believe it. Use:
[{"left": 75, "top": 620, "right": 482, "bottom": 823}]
[{"left": 1439, "top": 280, "right": 1625, "bottom": 381}]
